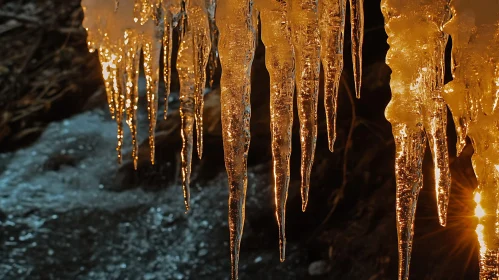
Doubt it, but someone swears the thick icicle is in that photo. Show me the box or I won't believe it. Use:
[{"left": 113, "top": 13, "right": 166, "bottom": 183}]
[
  {"left": 424, "top": 8, "right": 451, "bottom": 227},
  {"left": 443, "top": 1, "right": 499, "bottom": 278},
  {"left": 382, "top": 0, "right": 451, "bottom": 278},
  {"left": 172, "top": 0, "right": 212, "bottom": 211},
  {"left": 288, "top": 0, "right": 321, "bottom": 212},
  {"left": 349, "top": 0, "right": 363, "bottom": 98},
  {"left": 142, "top": 24, "right": 162, "bottom": 164},
  {"left": 216, "top": 0, "right": 257, "bottom": 278},
  {"left": 393, "top": 124, "right": 426, "bottom": 280},
  {"left": 186, "top": 0, "right": 212, "bottom": 159},
  {"left": 177, "top": 30, "right": 196, "bottom": 212},
  {"left": 319, "top": 0, "right": 346, "bottom": 151},
  {"left": 255, "top": 0, "right": 295, "bottom": 262}
]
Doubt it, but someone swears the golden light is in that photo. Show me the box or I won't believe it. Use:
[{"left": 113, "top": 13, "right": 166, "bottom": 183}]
[{"left": 81, "top": 0, "right": 499, "bottom": 279}]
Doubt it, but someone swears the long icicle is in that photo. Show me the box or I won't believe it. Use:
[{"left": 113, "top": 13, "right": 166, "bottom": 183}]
[
  {"left": 425, "top": 7, "right": 452, "bottom": 227},
  {"left": 288, "top": 0, "right": 321, "bottom": 212},
  {"left": 425, "top": 96, "right": 451, "bottom": 227},
  {"left": 162, "top": 4, "right": 173, "bottom": 119},
  {"left": 256, "top": 0, "right": 295, "bottom": 262},
  {"left": 124, "top": 30, "right": 141, "bottom": 170},
  {"left": 216, "top": 0, "right": 257, "bottom": 278},
  {"left": 115, "top": 64, "right": 125, "bottom": 164},
  {"left": 143, "top": 24, "right": 162, "bottom": 165},
  {"left": 382, "top": 0, "right": 451, "bottom": 278},
  {"left": 319, "top": 0, "right": 346, "bottom": 151},
  {"left": 177, "top": 29, "right": 196, "bottom": 212},
  {"left": 349, "top": 0, "right": 363, "bottom": 98}
]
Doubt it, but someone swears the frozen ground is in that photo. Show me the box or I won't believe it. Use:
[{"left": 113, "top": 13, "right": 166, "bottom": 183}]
[{"left": 0, "top": 108, "right": 308, "bottom": 280}]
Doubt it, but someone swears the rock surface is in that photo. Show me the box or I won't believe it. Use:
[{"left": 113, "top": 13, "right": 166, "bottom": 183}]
[{"left": 0, "top": 108, "right": 308, "bottom": 280}]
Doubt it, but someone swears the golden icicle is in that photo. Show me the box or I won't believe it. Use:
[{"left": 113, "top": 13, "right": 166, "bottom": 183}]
[
  {"left": 124, "top": 30, "right": 141, "bottom": 170},
  {"left": 319, "top": 0, "right": 346, "bottom": 151},
  {"left": 443, "top": 1, "right": 499, "bottom": 278},
  {"left": 381, "top": 0, "right": 451, "bottom": 278},
  {"left": 115, "top": 64, "right": 125, "bottom": 164},
  {"left": 349, "top": 0, "right": 363, "bottom": 98},
  {"left": 288, "top": 0, "right": 321, "bottom": 212},
  {"left": 187, "top": 0, "right": 212, "bottom": 159},
  {"left": 216, "top": 0, "right": 257, "bottom": 278},
  {"left": 162, "top": 1, "right": 175, "bottom": 119},
  {"left": 142, "top": 24, "right": 162, "bottom": 164},
  {"left": 255, "top": 0, "right": 295, "bottom": 262},
  {"left": 177, "top": 29, "right": 196, "bottom": 212}
]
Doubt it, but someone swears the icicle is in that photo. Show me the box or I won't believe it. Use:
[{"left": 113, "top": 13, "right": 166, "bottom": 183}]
[
  {"left": 142, "top": 24, "right": 161, "bottom": 164},
  {"left": 382, "top": 0, "right": 451, "bottom": 278},
  {"left": 319, "top": 0, "right": 346, "bottom": 151},
  {"left": 425, "top": 9, "right": 451, "bottom": 227},
  {"left": 425, "top": 96, "right": 451, "bottom": 227},
  {"left": 255, "top": 0, "right": 295, "bottom": 262},
  {"left": 115, "top": 65, "right": 125, "bottom": 164},
  {"left": 442, "top": 1, "right": 499, "bottom": 278},
  {"left": 124, "top": 30, "right": 141, "bottom": 170},
  {"left": 288, "top": 0, "right": 321, "bottom": 212},
  {"left": 393, "top": 124, "right": 426, "bottom": 280},
  {"left": 349, "top": 0, "right": 363, "bottom": 98},
  {"left": 162, "top": 2, "right": 174, "bottom": 119},
  {"left": 216, "top": 0, "right": 257, "bottom": 278},
  {"left": 186, "top": 0, "right": 212, "bottom": 159},
  {"left": 177, "top": 30, "right": 196, "bottom": 212}
]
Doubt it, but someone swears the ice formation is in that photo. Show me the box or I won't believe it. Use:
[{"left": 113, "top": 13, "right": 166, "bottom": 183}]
[
  {"left": 80, "top": 0, "right": 499, "bottom": 279},
  {"left": 381, "top": 1, "right": 451, "bottom": 279},
  {"left": 382, "top": 0, "right": 499, "bottom": 279},
  {"left": 254, "top": 0, "right": 295, "bottom": 262},
  {"left": 442, "top": 1, "right": 499, "bottom": 279},
  {"left": 81, "top": 0, "right": 364, "bottom": 278}
]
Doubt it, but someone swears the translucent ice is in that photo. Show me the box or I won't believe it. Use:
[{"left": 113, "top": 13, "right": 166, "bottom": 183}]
[
  {"left": 288, "top": 0, "right": 321, "bottom": 212},
  {"left": 381, "top": 0, "right": 451, "bottom": 278},
  {"left": 443, "top": 1, "right": 499, "bottom": 278},
  {"left": 255, "top": 0, "right": 295, "bottom": 262},
  {"left": 216, "top": 0, "right": 257, "bottom": 278}
]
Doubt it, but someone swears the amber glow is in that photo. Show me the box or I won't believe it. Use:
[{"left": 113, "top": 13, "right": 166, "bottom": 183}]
[{"left": 82, "top": 0, "right": 499, "bottom": 280}]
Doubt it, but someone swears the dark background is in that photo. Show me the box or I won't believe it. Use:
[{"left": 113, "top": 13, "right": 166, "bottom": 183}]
[{"left": 0, "top": 0, "right": 480, "bottom": 279}]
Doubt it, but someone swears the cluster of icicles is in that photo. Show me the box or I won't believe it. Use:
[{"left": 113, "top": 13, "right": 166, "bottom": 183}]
[
  {"left": 382, "top": 0, "right": 499, "bottom": 279},
  {"left": 80, "top": 0, "right": 499, "bottom": 279}
]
